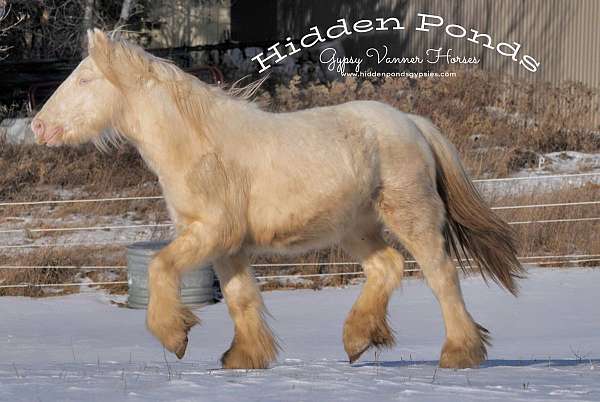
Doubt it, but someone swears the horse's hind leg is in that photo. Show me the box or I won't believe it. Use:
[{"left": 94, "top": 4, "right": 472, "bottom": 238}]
[
  {"left": 214, "top": 252, "right": 278, "bottom": 369},
  {"left": 341, "top": 223, "right": 404, "bottom": 363},
  {"left": 378, "top": 187, "right": 489, "bottom": 368}
]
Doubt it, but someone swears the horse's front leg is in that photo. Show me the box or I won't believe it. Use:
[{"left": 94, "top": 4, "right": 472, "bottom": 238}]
[
  {"left": 214, "top": 252, "right": 278, "bottom": 369},
  {"left": 146, "top": 221, "right": 221, "bottom": 359}
]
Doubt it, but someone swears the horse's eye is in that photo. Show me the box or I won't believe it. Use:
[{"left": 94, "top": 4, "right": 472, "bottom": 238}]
[{"left": 78, "top": 77, "right": 92, "bottom": 86}]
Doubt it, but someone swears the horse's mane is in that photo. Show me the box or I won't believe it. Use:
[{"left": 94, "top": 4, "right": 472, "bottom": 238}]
[
  {"left": 106, "top": 36, "right": 265, "bottom": 104},
  {"left": 90, "top": 31, "right": 267, "bottom": 150}
]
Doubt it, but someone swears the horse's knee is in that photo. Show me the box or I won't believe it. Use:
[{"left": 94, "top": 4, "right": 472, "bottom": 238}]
[
  {"left": 368, "top": 246, "right": 405, "bottom": 289},
  {"left": 148, "top": 256, "right": 165, "bottom": 282}
]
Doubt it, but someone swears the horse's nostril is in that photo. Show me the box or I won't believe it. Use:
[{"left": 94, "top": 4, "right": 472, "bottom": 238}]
[{"left": 31, "top": 119, "right": 45, "bottom": 138}]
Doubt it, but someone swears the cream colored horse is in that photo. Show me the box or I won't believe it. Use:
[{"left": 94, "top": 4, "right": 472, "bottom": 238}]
[{"left": 32, "top": 29, "right": 524, "bottom": 370}]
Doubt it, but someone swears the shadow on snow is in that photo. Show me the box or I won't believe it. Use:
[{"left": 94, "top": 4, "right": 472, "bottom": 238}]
[{"left": 350, "top": 358, "right": 599, "bottom": 368}]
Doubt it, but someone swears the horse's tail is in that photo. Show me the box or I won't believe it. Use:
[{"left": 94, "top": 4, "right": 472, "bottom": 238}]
[{"left": 409, "top": 114, "right": 525, "bottom": 295}]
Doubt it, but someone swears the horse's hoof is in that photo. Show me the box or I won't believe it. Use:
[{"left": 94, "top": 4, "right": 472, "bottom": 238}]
[
  {"left": 344, "top": 312, "right": 395, "bottom": 364},
  {"left": 439, "top": 324, "right": 490, "bottom": 369},
  {"left": 439, "top": 338, "right": 487, "bottom": 369},
  {"left": 348, "top": 344, "right": 370, "bottom": 364},
  {"left": 174, "top": 336, "right": 188, "bottom": 359},
  {"left": 221, "top": 346, "right": 272, "bottom": 369}
]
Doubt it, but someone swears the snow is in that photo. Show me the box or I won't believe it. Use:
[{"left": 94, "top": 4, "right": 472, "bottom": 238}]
[
  {"left": 0, "top": 268, "right": 599, "bottom": 401},
  {"left": 476, "top": 151, "right": 600, "bottom": 197},
  {"left": 1, "top": 212, "right": 173, "bottom": 255},
  {"left": 536, "top": 151, "right": 600, "bottom": 174},
  {"left": 0, "top": 118, "right": 35, "bottom": 145}
]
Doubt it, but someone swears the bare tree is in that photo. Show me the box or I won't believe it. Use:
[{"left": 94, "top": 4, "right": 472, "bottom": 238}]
[
  {"left": 81, "top": 0, "right": 94, "bottom": 53},
  {"left": 116, "top": 0, "right": 136, "bottom": 29},
  {"left": 0, "top": 1, "right": 25, "bottom": 61}
]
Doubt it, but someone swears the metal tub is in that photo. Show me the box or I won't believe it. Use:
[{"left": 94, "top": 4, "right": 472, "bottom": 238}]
[{"left": 127, "top": 241, "right": 215, "bottom": 309}]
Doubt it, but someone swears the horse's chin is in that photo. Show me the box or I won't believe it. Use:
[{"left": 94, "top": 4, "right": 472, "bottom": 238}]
[
  {"left": 45, "top": 131, "right": 79, "bottom": 147},
  {"left": 44, "top": 131, "right": 64, "bottom": 147},
  {"left": 45, "top": 131, "right": 91, "bottom": 147}
]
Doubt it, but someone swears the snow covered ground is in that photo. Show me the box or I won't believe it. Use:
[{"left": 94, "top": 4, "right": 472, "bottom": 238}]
[
  {"left": 0, "top": 268, "right": 599, "bottom": 402},
  {"left": 478, "top": 151, "right": 600, "bottom": 197}
]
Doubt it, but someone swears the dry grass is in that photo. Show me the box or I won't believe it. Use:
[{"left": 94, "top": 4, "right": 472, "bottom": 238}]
[
  {"left": 0, "top": 142, "right": 158, "bottom": 203},
  {"left": 492, "top": 184, "right": 600, "bottom": 258},
  {"left": 1, "top": 69, "right": 598, "bottom": 296},
  {"left": 0, "top": 245, "right": 127, "bottom": 297},
  {"left": 265, "top": 70, "right": 599, "bottom": 178}
]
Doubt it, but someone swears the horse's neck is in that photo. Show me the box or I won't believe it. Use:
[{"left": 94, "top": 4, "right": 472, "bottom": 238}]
[
  {"left": 118, "top": 85, "right": 266, "bottom": 184},
  {"left": 119, "top": 90, "right": 223, "bottom": 181}
]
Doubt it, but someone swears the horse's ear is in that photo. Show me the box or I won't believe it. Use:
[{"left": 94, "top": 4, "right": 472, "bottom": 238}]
[
  {"left": 87, "top": 28, "right": 110, "bottom": 54},
  {"left": 88, "top": 28, "right": 147, "bottom": 89},
  {"left": 87, "top": 28, "right": 121, "bottom": 86}
]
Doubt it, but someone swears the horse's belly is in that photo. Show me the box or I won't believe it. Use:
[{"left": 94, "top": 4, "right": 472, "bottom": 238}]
[
  {"left": 247, "top": 230, "right": 339, "bottom": 255},
  {"left": 246, "top": 191, "right": 362, "bottom": 254}
]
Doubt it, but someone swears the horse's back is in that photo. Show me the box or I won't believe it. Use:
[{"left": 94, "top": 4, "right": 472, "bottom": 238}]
[{"left": 330, "top": 100, "right": 437, "bottom": 182}]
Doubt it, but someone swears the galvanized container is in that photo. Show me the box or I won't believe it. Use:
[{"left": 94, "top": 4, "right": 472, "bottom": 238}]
[{"left": 127, "top": 241, "right": 215, "bottom": 309}]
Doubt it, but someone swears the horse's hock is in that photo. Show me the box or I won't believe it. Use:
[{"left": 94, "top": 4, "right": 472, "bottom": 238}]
[{"left": 126, "top": 241, "right": 217, "bottom": 309}]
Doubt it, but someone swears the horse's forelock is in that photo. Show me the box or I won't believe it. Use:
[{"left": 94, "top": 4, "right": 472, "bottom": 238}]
[
  {"left": 89, "top": 30, "right": 172, "bottom": 90},
  {"left": 89, "top": 30, "right": 268, "bottom": 141},
  {"left": 88, "top": 29, "right": 267, "bottom": 106}
]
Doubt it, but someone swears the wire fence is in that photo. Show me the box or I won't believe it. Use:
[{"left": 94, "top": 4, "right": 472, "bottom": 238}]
[
  {"left": 0, "top": 240, "right": 135, "bottom": 250},
  {"left": 0, "top": 172, "right": 598, "bottom": 208},
  {"left": 0, "top": 255, "right": 599, "bottom": 289},
  {"left": 0, "top": 215, "right": 598, "bottom": 237},
  {"left": 0, "top": 171, "right": 598, "bottom": 291},
  {"left": 490, "top": 200, "right": 600, "bottom": 210},
  {"left": 1, "top": 254, "right": 600, "bottom": 270},
  {"left": 472, "top": 172, "right": 600, "bottom": 183},
  {"left": 0, "top": 195, "right": 164, "bottom": 207}
]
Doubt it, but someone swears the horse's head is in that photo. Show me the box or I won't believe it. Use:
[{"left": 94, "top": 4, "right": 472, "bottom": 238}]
[{"left": 31, "top": 29, "right": 135, "bottom": 147}]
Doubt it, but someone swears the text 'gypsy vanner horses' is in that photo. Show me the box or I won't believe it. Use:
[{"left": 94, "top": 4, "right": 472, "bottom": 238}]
[{"left": 31, "top": 29, "right": 524, "bottom": 370}]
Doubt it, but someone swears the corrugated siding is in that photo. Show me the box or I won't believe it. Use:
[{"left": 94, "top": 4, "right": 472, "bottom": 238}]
[
  {"left": 276, "top": 0, "right": 600, "bottom": 123},
  {"left": 396, "top": 0, "right": 600, "bottom": 124},
  {"left": 397, "top": 0, "right": 600, "bottom": 88},
  {"left": 276, "top": 0, "right": 600, "bottom": 87}
]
